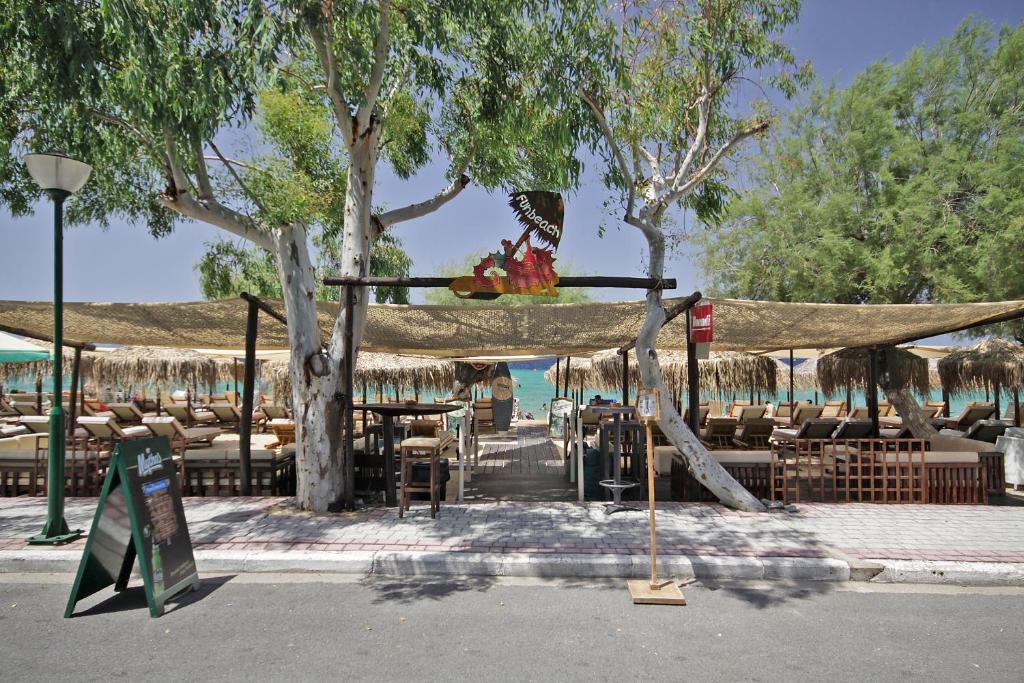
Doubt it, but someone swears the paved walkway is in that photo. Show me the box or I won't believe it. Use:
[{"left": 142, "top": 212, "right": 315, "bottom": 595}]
[{"left": 3, "top": 497, "right": 1024, "bottom": 565}]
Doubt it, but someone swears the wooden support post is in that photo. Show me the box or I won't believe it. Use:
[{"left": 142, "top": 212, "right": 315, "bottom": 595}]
[
  {"left": 1015, "top": 390, "right": 1021, "bottom": 428},
  {"left": 343, "top": 285, "right": 356, "bottom": 511},
  {"left": 994, "top": 382, "right": 1001, "bottom": 421},
  {"left": 577, "top": 410, "right": 585, "bottom": 502},
  {"left": 238, "top": 296, "right": 258, "bottom": 496},
  {"left": 867, "top": 347, "right": 880, "bottom": 437},
  {"left": 942, "top": 387, "right": 951, "bottom": 417},
  {"left": 67, "top": 347, "right": 81, "bottom": 440},
  {"left": 788, "top": 349, "right": 794, "bottom": 407},
  {"left": 233, "top": 358, "right": 239, "bottom": 404},
  {"left": 564, "top": 356, "right": 572, "bottom": 397}
]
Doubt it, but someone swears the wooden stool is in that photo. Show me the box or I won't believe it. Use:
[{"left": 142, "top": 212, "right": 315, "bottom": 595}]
[{"left": 399, "top": 437, "right": 442, "bottom": 518}]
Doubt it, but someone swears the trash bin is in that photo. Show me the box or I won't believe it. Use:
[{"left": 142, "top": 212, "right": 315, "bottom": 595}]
[
  {"left": 583, "top": 447, "right": 603, "bottom": 501},
  {"left": 408, "top": 460, "right": 450, "bottom": 501}
]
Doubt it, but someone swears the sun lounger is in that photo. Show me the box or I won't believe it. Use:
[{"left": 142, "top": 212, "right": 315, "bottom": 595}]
[
  {"left": 682, "top": 405, "right": 711, "bottom": 429},
  {"left": 732, "top": 418, "right": 775, "bottom": 449},
  {"left": 821, "top": 401, "right": 846, "bottom": 419},
  {"left": 10, "top": 401, "right": 42, "bottom": 417},
  {"left": 772, "top": 418, "right": 842, "bottom": 444},
  {"left": 940, "top": 419, "right": 1011, "bottom": 444},
  {"left": 163, "top": 403, "right": 218, "bottom": 426},
  {"left": 142, "top": 416, "right": 221, "bottom": 453},
  {"left": 208, "top": 402, "right": 242, "bottom": 426},
  {"left": 738, "top": 405, "right": 768, "bottom": 424},
  {"left": 831, "top": 418, "right": 874, "bottom": 440},
  {"left": 107, "top": 402, "right": 148, "bottom": 424},
  {"left": 791, "top": 404, "right": 824, "bottom": 426},
  {"left": 261, "top": 404, "right": 290, "bottom": 420},
  {"left": 701, "top": 417, "right": 739, "bottom": 449},
  {"left": 944, "top": 403, "right": 996, "bottom": 431},
  {"left": 77, "top": 416, "right": 152, "bottom": 441}
]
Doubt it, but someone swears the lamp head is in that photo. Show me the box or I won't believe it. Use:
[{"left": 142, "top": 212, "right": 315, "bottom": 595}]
[{"left": 23, "top": 153, "right": 92, "bottom": 195}]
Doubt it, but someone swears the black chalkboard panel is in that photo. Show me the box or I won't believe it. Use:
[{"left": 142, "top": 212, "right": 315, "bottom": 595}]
[{"left": 65, "top": 436, "right": 199, "bottom": 618}]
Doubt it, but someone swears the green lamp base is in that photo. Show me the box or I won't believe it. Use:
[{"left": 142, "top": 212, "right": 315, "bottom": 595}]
[{"left": 28, "top": 519, "right": 83, "bottom": 545}]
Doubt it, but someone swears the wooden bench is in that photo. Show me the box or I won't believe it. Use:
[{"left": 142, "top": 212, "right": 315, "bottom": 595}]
[{"left": 666, "top": 448, "right": 772, "bottom": 502}]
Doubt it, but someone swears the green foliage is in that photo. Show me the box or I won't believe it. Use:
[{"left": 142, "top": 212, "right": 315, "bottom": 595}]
[
  {"left": 424, "top": 252, "right": 593, "bottom": 305},
  {"left": 578, "top": 0, "right": 808, "bottom": 226},
  {"left": 197, "top": 231, "right": 412, "bottom": 304},
  {"left": 0, "top": 0, "right": 276, "bottom": 234},
  {"left": 695, "top": 20, "right": 1024, "bottom": 312}
]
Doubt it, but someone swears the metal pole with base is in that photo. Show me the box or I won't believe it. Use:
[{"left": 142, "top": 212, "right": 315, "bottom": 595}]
[
  {"left": 29, "top": 189, "right": 82, "bottom": 544},
  {"left": 627, "top": 389, "right": 685, "bottom": 606}
]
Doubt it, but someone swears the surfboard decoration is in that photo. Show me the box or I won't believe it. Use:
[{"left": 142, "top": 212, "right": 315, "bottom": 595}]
[
  {"left": 448, "top": 191, "right": 564, "bottom": 300},
  {"left": 491, "top": 362, "right": 514, "bottom": 431}
]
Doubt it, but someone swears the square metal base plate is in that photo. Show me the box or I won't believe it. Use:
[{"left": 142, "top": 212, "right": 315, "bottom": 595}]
[{"left": 627, "top": 579, "right": 687, "bottom": 605}]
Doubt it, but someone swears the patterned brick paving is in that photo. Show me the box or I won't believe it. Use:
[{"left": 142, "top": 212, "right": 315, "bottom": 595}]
[{"left": 3, "top": 497, "right": 1024, "bottom": 563}]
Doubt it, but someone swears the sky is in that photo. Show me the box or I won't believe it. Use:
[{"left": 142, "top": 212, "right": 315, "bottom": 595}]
[{"left": 2, "top": 0, "right": 1023, "bottom": 317}]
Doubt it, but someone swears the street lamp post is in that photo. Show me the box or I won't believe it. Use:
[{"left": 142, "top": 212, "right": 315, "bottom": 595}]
[{"left": 24, "top": 153, "right": 92, "bottom": 545}]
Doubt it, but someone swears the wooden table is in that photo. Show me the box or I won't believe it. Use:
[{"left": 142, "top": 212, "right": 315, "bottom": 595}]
[{"left": 353, "top": 403, "right": 461, "bottom": 507}]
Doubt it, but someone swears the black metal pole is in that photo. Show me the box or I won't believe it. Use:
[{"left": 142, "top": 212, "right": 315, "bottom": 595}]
[
  {"left": 554, "top": 358, "right": 561, "bottom": 399},
  {"left": 866, "top": 347, "right": 880, "bottom": 437},
  {"left": 995, "top": 382, "right": 1002, "bottom": 420},
  {"left": 563, "top": 356, "right": 571, "bottom": 397},
  {"left": 238, "top": 296, "right": 258, "bottom": 495},
  {"left": 1015, "top": 390, "right": 1020, "bottom": 427},
  {"left": 788, "top": 349, "right": 794, "bottom": 408},
  {"left": 686, "top": 311, "right": 699, "bottom": 433},
  {"left": 343, "top": 285, "right": 356, "bottom": 510},
  {"left": 620, "top": 349, "right": 629, "bottom": 406}
]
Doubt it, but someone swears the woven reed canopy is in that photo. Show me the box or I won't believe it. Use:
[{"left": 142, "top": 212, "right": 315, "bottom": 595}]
[
  {"left": 1, "top": 297, "right": 1023, "bottom": 357},
  {"left": 937, "top": 338, "right": 1024, "bottom": 395},
  {"left": 817, "top": 347, "right": 929, "bottom": 397},
  {"left": 776, "top": 358, "right": 821, "bottom": 392}
]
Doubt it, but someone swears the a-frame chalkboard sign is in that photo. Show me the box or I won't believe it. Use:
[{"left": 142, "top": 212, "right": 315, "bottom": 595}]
[{"left": 65, "top": 436, "right": 199, "bottom": 618}]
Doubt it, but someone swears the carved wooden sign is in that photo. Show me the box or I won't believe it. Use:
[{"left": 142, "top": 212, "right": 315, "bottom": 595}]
[{"left": 449, "top": 191, "right": 564, "bottom": 300}]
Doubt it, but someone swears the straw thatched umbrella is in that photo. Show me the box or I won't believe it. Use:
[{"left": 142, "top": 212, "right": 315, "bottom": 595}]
[
  {"left": 818, "top": 346, "right": 933, "bottom": 437},
  {"left": 543, "top": 357, "right": 595, "bottom": 393},
  {"left": 590, "top": 348, "right": 777, "bottom": 399},
  {"left": 817, "top": 347, "right": 929, "bottom": 397},
  {"left": 938, "top": 338, "right": 1024, "bottom": 421},
  {"left": 0, "top": 344, "right": 92, "bottom": 384},
  {"left": 91, "top": 346, "right": 219, "bottom": 392},
  {"left": 262, "top": 353, "right": 458, "bottom": 402}
]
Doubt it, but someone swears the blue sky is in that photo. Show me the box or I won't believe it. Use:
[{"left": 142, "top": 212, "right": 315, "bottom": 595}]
[{"left": 2, "top": 0, "right": 1023, "bottom": 313}]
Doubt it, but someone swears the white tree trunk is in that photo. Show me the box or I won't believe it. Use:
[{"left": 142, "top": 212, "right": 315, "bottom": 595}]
[
  {"left": 881, "top": 386, "right": 937, "bottom": 439},
  {"left": 276, "top": 129, "right": 378, "bottom": 512},
  {"left": 275, "top": 223, "right": 344, "bottom": 511},
  {"left": 633, "top": 219, "right": 766, "bottom": 512}
]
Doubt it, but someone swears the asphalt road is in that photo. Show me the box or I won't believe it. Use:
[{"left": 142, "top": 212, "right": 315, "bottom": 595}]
[{"left": 2, "top": 574, "right": 1023, "bottom": 682}]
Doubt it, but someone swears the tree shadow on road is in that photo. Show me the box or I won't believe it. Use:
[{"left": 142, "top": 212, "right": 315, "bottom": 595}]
[{"left": 362, "top": 575, "right": 496, "bottom": 604}]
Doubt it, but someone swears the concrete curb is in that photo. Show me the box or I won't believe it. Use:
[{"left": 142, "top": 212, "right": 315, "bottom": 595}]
[
  {"left": 871, "top": 560, "right": 1024, "bottom": 586},
  {"left": 0, "top": 549, "right": 848, "bottom": 582}
]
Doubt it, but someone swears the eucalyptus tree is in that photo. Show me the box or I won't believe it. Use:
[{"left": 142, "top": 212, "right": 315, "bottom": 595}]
[
  {"left": 577, "top": 0, "right": 808, "bottom": 511},
  {"left": 2, "top": 1, "right": 590, "bottom": 511}
]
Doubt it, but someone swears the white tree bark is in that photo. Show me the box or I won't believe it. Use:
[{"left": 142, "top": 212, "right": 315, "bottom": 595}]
[
  {"left": 881, "top": 386, "right": 938, "bottom": 439},
  {"left": 632, "top": 217, "right": 767, "bottom": 513}
]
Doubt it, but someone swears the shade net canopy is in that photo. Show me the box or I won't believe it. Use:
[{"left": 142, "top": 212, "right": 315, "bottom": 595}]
[{"left": 1, "top": 297, "right": 1023, "bottom": 357}]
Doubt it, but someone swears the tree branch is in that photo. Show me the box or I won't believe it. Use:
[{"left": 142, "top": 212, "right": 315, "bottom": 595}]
[
  {"left": 658, "top": 120, "right": 769, "bottom": 212},
  {"left": 158, "top": 191, "right": 275, "bottom": 252},
  {"left": 665, "top": 89, "right": 710, "bottom": 190},
  {"left": 308, "top": 11, "right": 355, "bottom": 148},
  {"left": 376, "top": 156, "right": 474, "bottom": 231},
  {"left": 163, "top": 129, "right": 190, "bottom": 195},
  {"left": 357, "top": 0, "right": 390, "bottom": 129},
  {"left": 579, "top": 87, "right": 637, "bottom": 221},
  {"left": 206, "top": 139, "right": 269, "bottom": 216},
  {"left": 192, "top": 138, "right": 214, "bottom": 200}
]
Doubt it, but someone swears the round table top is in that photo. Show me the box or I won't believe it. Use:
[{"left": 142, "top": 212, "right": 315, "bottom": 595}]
[{"left": 353, "top": 403, "right": 462, "bottom": 417}]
